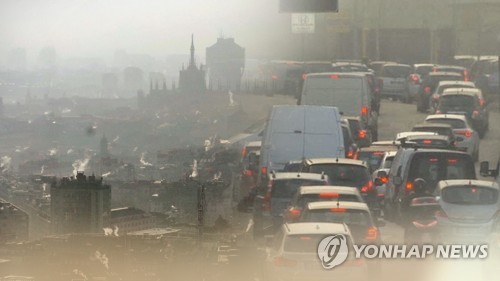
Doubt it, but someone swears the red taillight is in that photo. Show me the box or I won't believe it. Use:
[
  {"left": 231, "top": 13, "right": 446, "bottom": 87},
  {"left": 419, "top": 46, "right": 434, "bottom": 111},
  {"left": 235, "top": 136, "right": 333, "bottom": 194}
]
[
  {"left": 423, "top": 139, "right": 432, "bottom": 144},
  {"left": 319, "top": 192, "right": 339, "bottom": 198},
  {"left": 479, "top": 98, "right": 485, "bottom": 107},
  {"left": 243, "top": 169, "right": 253, "bottom": 177},
  {"left": 286, "top": 208, "right": 302, "bottom": 220},
  {"left": 241, "top": 147, "right": 247, "bottom": 157},
  {"left": 410, "top": 74, "right": 420, "bottom": 82},
  {"left": 455, "top": 129, "right": 472, "bottom": 138},
  {"left": 261, "top": 167, "right": 267, "bottom": 174},
  {"left": 361, "top": 181, "right": 374, "bottom": 193},
  {"left": 405, "top": 182, "right": 414, "bottom": 191},
  {"left": 358, "top": 130, "right": 367, "bottom": 139},
  {"left": 273, "top": 256, "right": 298, "bottom": 267},
  {"left": 366, "top": 226, "right": 378, "bottom": 241},
  {"left": 432, "top": 94, "right": 440, "bottom": 101},
  {"left": 361, "top": 106, "right": 369, "bottom": 116},
  {"left": 435, "top": 209, "right": 448, "bottom": 218},
  {"left": 464, "top": 70, "right": 469, "bottom": 81},
  {"left": 435, "top": 109, "right": 441, "bottom": 114},
  {"left": 424, "top": 86, "right": 431, "bottom": 94},
  {"left": 302, "top": 73, "right": 307, "bottom": 80},
  {"left": 472, "top": 110, "right": 480, "bottom": 118},
  {"left": 447, "top": 158, "right": 458, "bottom": 164},
  {"left": 347, "top": 149, "right": 354, "bottom": 159},
  {"left": 380, "top": 176, "right": 388, "bottom": 184},
  {"left": 271, "top": 74, "right": 278, "bottom": 80},
  {"left": 330, "top": 74, "right": 339, "bottom": 80},
  {"left": 330, "top": 208, "right": 346, "bottom": 213}
]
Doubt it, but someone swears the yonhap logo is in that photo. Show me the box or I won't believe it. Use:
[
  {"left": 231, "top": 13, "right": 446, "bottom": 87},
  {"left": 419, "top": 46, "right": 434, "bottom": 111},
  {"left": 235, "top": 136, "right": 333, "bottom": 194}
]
[{"left": 317, "top": 234, "right": 349, "bottom": 269}]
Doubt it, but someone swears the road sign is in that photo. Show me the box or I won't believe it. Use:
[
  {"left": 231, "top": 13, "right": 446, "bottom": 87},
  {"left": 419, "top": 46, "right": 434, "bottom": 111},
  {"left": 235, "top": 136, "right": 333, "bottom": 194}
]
[{"left": 292, "top": 13, "right": 315, "bottom": 34}]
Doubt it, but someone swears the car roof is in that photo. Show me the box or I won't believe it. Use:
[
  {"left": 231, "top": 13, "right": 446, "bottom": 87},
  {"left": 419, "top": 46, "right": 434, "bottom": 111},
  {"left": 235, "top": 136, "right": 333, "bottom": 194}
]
[
  {"left": 304, "top": 158, "right": 367, "bottom": 167},
  {"left": 442, "top": 87, "right": 481, "bottom": 94},
  {"left": 440, "top": 91, "right": 477, "bottom": 97},
  {"left": 406, "top": 134, "right": 452, "bottom": 141},
  {"left": 305, "top": 72, "right": 367, "bottom": 78},
  {"left": 434, "top": 65, "right": 466, "bottom": 70},
  {"left": 438, "top": 180, "right": 500, "bottom": 191},
  {"left": 359, "top": 146, "right": 398, "bottom": 152},
  {"left": 437, "top": 81, "right": 475, "bottom": 87},
  {"left": 270, "top": 172, "right": 327, "bottom": 181},
  {"left": 414, "top": 63, "right": 436, "bottom": 68},
  {"left": 382, "top": 63, "right": 411, "bottom": 67},
  {"left": 396, "top": 131, "right": 438, "bottom": 140},
  {"left": 244, "top": 140, "right": 262, "bottom": 147},
  {"left": 284, "top": 222, "right": 351, "bottom": 235},
  {"left": 371, "top": 140, "right": 400, "bottom": 147},
  {"left": 414, "top": 123, "right": 453, "bottom": 129},
  {"left": 306, "top": 201, "right": 370, "bottom": 211},
  {"left": 425, "top": 114, "right": 468, "bottom": 122},
  {"left": 298, "top": 185, "right": 361, "bottom": 195},
  {"left": 428, "top": 71, "right": 462, "bottom": 77}
]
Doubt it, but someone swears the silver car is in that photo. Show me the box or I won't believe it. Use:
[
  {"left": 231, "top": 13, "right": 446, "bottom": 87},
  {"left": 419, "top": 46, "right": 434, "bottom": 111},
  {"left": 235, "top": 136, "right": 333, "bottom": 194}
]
[
  {"left": 435, "top": 179, "right": 500, "bottom": 243},
  {"left": 424, "top": 114, "right": 480, "bottom": 161}
]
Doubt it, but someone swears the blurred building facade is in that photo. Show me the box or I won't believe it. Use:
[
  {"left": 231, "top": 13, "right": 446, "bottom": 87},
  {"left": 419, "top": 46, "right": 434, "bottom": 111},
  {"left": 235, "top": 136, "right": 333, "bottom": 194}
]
[
  {"left": 0, "top": 200, "right": 29, "bottom": 244},
  {"left": 206, "top": 37, "right": 245, "bottom": 92},
  {"left": 50, "top": 172, "right": 111, "bottom": 234}
]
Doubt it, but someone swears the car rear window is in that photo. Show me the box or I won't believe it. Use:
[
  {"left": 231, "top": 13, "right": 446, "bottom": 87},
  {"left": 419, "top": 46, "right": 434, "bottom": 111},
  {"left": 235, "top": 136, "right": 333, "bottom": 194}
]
[
  {"left": 442, "top": 185, "right": 498, "bottom": 205},
  {"left": 425, "top": 118, "right": 466, "bottom": 129},
  {"left": 438, "top": 84, "right": 475, "bottom": 94},
  {"left": 272, "top": 179, "right": 324, "bottom": 198},
  {"left": 308, "top": 164, "right": 370, "bottom": 188},
  {"left": 297, "top": 193, "right": 361, "bottom": 208},
  {"left": 357, "top": 151, "right": 385, "bottom": 172},
  {"left": 439, "top": 95, "right": 475, "bottom": 109},
  {"left": 382, "top": 156, "right": 395, "bottom": 169},
  {"left": 301, "top": 209, "right": 371, "bottom": 226},
  {"left": 381, "top": 65, "right": 412, "bottom": 78},
  {"left": 408, "top": 153, "right": 476, "bottom": 188}
]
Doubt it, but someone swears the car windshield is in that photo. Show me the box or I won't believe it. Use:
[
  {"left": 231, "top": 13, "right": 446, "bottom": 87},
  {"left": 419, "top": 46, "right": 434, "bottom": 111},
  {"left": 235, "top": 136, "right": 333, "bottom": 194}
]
[
  {"left": 381, "top": 65, "right": 412, "bottom": 78},
  {"left": 301, "top": 76, "right": 365, "bottom": 115},
  {"left": 425, "top": 118, "right": 466, "bottom": 129},
  {"left": 442, "top": 185, "right": 498, "bottom": 205},
  {"left": 271, "top": 179, "right": 325, "bottom": 198},
  {"left": 407, "top": 153, "right": 476, "bottom": 189},
  {"left": 357, "top": 151, "right": 385, "bottom": 172},
  {"left": 308, "top": 164, "right": 370, "bottom": 188},
  {"left": 301, "top": 209, "right": 371, "bottom": 226}
]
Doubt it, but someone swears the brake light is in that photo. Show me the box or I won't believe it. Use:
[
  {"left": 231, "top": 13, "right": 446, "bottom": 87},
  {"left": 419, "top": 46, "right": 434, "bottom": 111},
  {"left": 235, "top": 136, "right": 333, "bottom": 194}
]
[
  {"left": 302, "top": 73, "right": 307, "bottom": 80},
  {"left": 261, "top": 167, "right": 267, "bottom": 175},
  {"left": 330, "top": 208, "right": 346, "bottom": 213},
  {"left": 241, "top": 147, "right": 247, "bottom": 157},
  {"left": 447, "top": 158, "right": 458, "bottom": 164},
  {"left": 435, "top": 209, "right": 448, "bottom": 218},
  {"left": 432, "top": 94, "right": 440, "bottom": 101},
  {"left": 366, "top": 226, "right": 378, "bottom": 241},
  {"left": 361, "top": 106, "right": 369, "bottom": 116},
  {"left": 406, "top": 182, "right": 414, "bottom": 191},
  {"left": 373, "top": 151, "right": 384, "bottom": 156},
  {"left": 273, "top": 256, "right": 298, "bottom": 267},
  {"left": 424, "top": 86, "right": 431, "bottom": 94},
  {"left": 361, "top": 181, "right": 374, "bottom": 193},
  {"left": 479, "top": 98, "right": 485, "bottom": 107},
  {"left": 358, "top": 130, "right": 367, "bottom": 139},
  {"left": 435, "top": 109, "right": 441, "bottom": 114},
  {"left": 320, "top": 192, "right": 339, "bottom": 198},
  {"left": 347, "top": 149, "right": 354, "bottom": 159},
  {"left": 380, "top": 176, "right": 389, "bottom": 184},
  {"left": 410, "top": 74, "right": 420, "bottom": 83},
  {"left": 472, "top": 110, "right": 480, "bottom": 118},
  {"left": 243, "top": 169, "right": 253, "bottom": 177},
  {"left": 454, "top": 129, "right": 472, "bottom": 138},
  {"left": 286, "top": 208, "right": 302, "bottom": 220},
  {"left": 271, "top": 74, "right": 278, "bottom": 80},
  {"left": 423, "top": 139, "right": 432, "bottom": 144},
  {"left": 464, "top": 69, "right": 469, "bottom": 81},
  {"left": 330, "top": 74, "right": 339, "bottom": 80}
]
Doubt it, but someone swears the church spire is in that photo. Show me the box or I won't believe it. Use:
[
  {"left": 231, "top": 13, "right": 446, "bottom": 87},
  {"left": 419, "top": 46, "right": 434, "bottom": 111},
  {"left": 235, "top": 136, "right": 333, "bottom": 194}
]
[{"left": 189, "top": 34, "right": 195, "bottom": 68}]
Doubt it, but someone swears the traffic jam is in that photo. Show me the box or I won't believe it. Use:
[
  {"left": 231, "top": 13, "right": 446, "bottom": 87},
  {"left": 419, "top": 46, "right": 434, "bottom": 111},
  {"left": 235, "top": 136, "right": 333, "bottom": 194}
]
[{"left": 236, "top": 57, "right": 500, "bottom": 279}]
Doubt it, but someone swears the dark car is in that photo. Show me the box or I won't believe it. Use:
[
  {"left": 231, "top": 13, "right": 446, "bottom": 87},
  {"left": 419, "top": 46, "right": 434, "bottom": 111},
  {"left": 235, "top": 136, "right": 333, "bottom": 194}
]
[
  {"left": 344, "top": 116, "right": 373, "bottom": 147},
  {"left": 436, "top": 91, "right": 489, "bottom": 137},
  {"left": 432, "top": 65, "right": 470, "bottom": 81},
  {"left": 341, "top": 120, "right": 358, "bottom": 159},
  {"left": 382, "top": 148, "right": 476, "bottom": 223},
  {"left": 416, "top": 72, "right": 463, "bottom": 112},
  {"left": 355, "top": 146, "right": 398, "bottom": 173}
]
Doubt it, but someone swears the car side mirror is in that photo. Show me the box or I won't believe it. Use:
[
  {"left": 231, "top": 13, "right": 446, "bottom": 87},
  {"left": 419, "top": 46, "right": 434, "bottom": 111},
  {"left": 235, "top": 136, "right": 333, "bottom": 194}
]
[
  {"left": 393, "top": 176, "right": 403, "bottom": 186},
  {"left": 480, "top": 161, "right": 490, "bottom": 177}
]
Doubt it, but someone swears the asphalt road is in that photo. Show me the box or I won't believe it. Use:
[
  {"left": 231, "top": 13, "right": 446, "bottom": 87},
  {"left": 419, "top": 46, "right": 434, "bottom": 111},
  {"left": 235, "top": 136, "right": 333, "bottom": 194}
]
[{"left": 227, "top": 94, "right": 500, "bottom": 281}]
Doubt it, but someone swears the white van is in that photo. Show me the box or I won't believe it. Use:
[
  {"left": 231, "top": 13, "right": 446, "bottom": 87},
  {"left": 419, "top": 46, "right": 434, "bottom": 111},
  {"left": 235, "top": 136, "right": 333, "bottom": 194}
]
[{"left": 258, "top": 105, "right": 345, "bottom": 182}]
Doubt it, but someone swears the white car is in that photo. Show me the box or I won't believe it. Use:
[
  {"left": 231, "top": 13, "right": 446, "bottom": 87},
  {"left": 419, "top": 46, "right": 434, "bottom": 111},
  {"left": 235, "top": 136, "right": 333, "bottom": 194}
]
[
  {"left": 424, "top": 114, "right": 480, "bottom": 161},
  {"left": 435, "top": 179, "right": 500, "bottom": 243},
  {"left": 394, "top": 131, "right": 438, "bottom": 142},
  {"left": 265, "top": 222, "right": 368, "bottom": 281},
  {"left": 429, "top": 81, "right": 477, "bottom": 113}
]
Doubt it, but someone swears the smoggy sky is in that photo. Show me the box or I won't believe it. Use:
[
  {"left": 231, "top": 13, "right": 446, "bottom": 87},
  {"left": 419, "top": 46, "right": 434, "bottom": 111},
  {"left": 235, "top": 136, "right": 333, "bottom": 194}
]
[{"left": 0, "top": 0, "right": 289, "bottom": 60}]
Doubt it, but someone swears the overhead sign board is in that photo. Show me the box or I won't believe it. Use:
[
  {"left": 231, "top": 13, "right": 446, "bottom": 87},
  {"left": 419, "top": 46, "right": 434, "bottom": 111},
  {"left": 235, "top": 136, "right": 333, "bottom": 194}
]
[
  {"left": 280, "top": 0, "right": 339, "bottom": 13},
  {"left": 291, "top": 13, "right": 315, "bottom": 34}
]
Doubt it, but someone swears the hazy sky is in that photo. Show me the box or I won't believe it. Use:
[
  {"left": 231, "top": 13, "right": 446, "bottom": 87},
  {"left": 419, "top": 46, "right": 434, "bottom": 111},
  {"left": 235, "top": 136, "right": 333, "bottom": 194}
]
[{"left": 0, "top": 0, "right": 288, "bottom": 60}]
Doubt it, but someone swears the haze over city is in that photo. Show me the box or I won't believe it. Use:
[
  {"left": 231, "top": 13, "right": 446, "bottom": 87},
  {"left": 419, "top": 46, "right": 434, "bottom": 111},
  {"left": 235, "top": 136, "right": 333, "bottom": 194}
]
[{"left": 0, "top": 0, "right": 288, "bottom": 61}]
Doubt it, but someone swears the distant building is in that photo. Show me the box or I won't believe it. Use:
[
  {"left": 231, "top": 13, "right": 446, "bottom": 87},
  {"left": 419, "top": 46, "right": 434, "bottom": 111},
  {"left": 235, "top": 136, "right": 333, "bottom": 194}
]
[
  {"left": 0, "top": 200, "right": 29, "bottom": 244},
  {"left": 206, "top": 37, "right": 245, "bottom": 92},
  {"left": 101, "top": 73, "right": 119, "bottom": 98},
  {"left": 50, "top": 172, "right": 111, "bottom": 234},
  {"left": 123, "top": 66, "right": 144, "bottom": 97},
  {"left": 178, "top": 35, "right": 206, "bottom": 95},
  {"left": 109, "top": 207, "right": 156, "bottom": 234}
]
